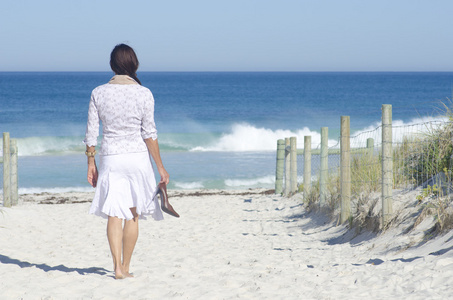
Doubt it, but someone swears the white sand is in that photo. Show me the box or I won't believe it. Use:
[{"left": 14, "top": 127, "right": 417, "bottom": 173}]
[{"left": 1, "top": 189, "right": 453, "bottom": 299}]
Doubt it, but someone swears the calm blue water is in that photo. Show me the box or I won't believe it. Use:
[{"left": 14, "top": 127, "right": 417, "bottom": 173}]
[{"left": 1, "top": 72, "right": 452, "bottom": 192}]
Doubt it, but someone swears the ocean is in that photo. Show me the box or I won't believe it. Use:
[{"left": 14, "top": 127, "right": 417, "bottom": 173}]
[{"left": 1, "top": 72, "right": 453, "bottom": 193}]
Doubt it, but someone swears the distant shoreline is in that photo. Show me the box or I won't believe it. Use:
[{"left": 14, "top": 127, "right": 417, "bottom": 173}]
[{"left": 2, "top": 188, "right": 275, "bottom": 206}]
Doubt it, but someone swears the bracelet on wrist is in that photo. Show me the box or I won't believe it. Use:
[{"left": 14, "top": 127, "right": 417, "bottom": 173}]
[{"left": 85, "top": 150, "right": 97, "bottom": 157}]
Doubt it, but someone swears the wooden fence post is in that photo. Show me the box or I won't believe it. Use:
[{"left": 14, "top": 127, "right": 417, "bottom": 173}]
[
  {"left": 285, "top": 138, "right": 291, "bottom": 196},
  {"left": 275, "top": 139, "right": 285, "bottom": 194},
  {"left": 340, "top": 116, "right": 351, "bottom": 224},
  {"left": 11, "top": 139, "right": 18, "bottom": 205},
  {"left": 367, "top": 138, "right": 374, "bottom": 158},
  {"left": 3, "top": 132, "right": 11, "bottom": 207},
  {"left": 290, "top": 137, "right": 297, "bottom": 194},
  {"left": 320, "top": 127, "right": 328, "bottom": 206},
  {"left": 304, "top": 136, "right": 311, "bottom": 198},
  {"left": 382, "top": 104, "right": 393, "bottom": 226}
]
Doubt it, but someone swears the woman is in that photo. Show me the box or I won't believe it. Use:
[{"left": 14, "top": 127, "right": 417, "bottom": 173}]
[{"left": 84, "top": 44, "right": 169, "bottom": 279}]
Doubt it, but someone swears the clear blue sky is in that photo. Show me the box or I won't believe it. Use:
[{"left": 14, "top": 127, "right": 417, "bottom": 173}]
[{"left": 1, "top": 0, "right": 452, "bottom": 72}]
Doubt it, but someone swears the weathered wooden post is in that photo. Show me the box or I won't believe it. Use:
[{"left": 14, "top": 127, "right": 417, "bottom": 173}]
[
  {"left": 340, "top": 116, "right": 351, "bottom": 224},
  {"left": 366, "top": 138, "right": 374, "bottom": 158},
  {"left": 275, "top": 139, "right": 285, "bottom": 194},
  {"left": 303, "top": 136, "right": 311, "bottom": 198},
  {"left": 3, "top": 132, "right": 11, "bottom": 207},
  {"left": 11, "top": 139, "right": 18, "bottom": 205},
  {"left": 382, "top": 104, "right": 393, "bottom": 226},
  {"left": 290, "top": 137, "right": 297, "bottom": 194},
  {"left": 284, "top": 138, "right": 291, "bottom": 196},
  {"left": 319, "top": 127, "right": 328, "bottom": 206}
]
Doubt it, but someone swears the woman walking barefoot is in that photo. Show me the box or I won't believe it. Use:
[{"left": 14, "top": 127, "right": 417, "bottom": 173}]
[{"left": 84, "top": 44, "right": 169, "bottom": 279}]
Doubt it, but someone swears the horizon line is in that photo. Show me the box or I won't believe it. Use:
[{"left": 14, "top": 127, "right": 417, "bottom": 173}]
[{"left": 1, "top": 70, "right": 453, "bottom": 73}]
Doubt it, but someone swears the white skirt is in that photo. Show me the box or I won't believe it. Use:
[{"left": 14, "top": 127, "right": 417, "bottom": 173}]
[{"left": 89, "top": 151, "right": 164, "bottom": 221}]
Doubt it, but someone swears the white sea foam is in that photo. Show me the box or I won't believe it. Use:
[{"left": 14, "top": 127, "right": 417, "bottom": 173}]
[
  {"left": 188, "top": 117, "right": 449, "bottom": 153},
  {"left": 0, "top": 136, "right": 86, "bottom": 157},
  {"left": 191, "top": 123, "right": 338, "bottom": 152},
  {"left": 349, "top": 116, "right": 447, "bottom": 148},
  {"left": 173, "top": 181, "right": 205, "bottom": 189},
  {"left": 224, "top": 175, "right": 275, "bottom": 187}
]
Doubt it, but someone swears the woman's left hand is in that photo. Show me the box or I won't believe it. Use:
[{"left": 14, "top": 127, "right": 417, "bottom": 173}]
[{"left": 158, "top": 167, "right": 170, "bottom": 185}]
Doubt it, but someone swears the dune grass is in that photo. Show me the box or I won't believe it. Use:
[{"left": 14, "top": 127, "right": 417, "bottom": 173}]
[{"left": 299, "top": 100, "right": 453, "bottom": 235}]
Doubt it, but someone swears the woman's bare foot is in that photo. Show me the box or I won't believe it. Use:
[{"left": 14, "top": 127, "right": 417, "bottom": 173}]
[
  {"left": 122, "top": 264, "right": 134, "bottom": 278},
  {"left": 114, "top": 266, "right": 127, "bottom": 279}
]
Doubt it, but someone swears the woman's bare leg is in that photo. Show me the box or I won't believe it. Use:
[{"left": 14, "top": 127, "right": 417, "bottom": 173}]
[
  {"left": 107, "top": 216, "right": 126, "bottom": 279},
  {"left": 122, "top": 208, "right": 139, "bottom": 277}
]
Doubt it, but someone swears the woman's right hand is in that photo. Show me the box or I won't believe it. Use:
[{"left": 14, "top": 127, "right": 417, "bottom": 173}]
[{"left": 87, "top": 163, "right": 98, "bottom": 187}]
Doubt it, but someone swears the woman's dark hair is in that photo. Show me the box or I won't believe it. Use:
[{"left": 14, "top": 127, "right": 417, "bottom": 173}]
[{"left": 110, "top": 44, "right": 142, "bottom": 85}]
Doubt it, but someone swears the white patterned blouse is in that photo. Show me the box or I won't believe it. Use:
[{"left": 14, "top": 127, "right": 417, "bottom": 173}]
[{"left": 83, "top": 75, "right": 158, "bottom": 155}]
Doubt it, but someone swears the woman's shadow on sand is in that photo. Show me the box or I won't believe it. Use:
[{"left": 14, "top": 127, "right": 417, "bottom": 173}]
[{"left": 0, "top": 254, "right": 109, "bottom": 275}]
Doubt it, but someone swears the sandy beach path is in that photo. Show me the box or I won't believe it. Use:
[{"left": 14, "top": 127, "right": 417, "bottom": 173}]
[{"left": 1, "top": 190, "right": 453, "bottom": 299}]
